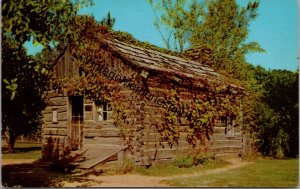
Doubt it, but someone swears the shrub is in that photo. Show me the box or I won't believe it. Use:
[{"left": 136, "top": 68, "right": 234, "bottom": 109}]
[
  {"left": 173, "top": 156, "right": 194, "bottom": 168},
  {"left": 116, "top": 158, "right": 136, "bottom": 174}
]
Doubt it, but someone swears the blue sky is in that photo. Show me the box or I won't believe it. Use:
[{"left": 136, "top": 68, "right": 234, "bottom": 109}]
[{"left": 25, "top": 0, "right": 299, "bottom": 71}]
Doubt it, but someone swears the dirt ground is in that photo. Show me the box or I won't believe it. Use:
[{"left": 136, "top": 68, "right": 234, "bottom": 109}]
[{"left": 2, "top": 158, "right": 252, "bottom": 187}]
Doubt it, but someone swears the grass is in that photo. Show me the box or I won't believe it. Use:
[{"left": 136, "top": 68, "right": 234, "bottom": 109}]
[
  {"left": 165, "top": 158, "right": 299, "bottom": 187},
  {"left": 136, "top": 159, "right": 230, "bottom": 177},
  {"left": 2, "top": 142, "right": 42, "bottom": 159}
]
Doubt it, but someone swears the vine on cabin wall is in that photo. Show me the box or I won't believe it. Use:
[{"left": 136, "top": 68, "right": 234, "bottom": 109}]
[
  {"left": 157, "top": 89, "right": 181, "bottom": 147},
  {"left": 158, "top": 82, "right": 243, "bottom": 148},
  {"left": 50, "top": 22, "right": 243, "bottom": 151}
]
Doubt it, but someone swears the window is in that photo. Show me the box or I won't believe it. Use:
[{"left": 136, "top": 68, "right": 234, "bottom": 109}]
[
  {"left": 222, "top": 116, "right": 234, "bottom": 136},
  {"left": 52, "top": 110, "right": 58, "bottom": 124},
  {"left": 95, "top": 100, "right": 112, "bottom": 125}
]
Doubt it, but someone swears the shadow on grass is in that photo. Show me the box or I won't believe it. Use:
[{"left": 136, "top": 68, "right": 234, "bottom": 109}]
[
  {"left": 2, "top": 159, "right": 101, "bottom": 187},
  {"left": 2, "top": 146, "right": 41, "bottom": 154}
]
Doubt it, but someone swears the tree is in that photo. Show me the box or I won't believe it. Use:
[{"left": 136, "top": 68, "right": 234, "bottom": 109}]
[
  {"left": 189, "top": 0, "right": 264, "bottom": 73},
  {"left": 99, "top": 11, "right": 116, "bottom": 29},
  {"left": 148, "top": 0, "right": 203, "bottom": 52},
  {"left": 254, "top": 68, "right": 299, "bottom": 157},
  {"left": 149, "top": 0, "right": 264, "bottom": 73},
  {"left": 2, "top": 35, "right": 48, "bottom": 152},
  {"left": 2, "top": 0, "right": 92, "bottom": 151}
]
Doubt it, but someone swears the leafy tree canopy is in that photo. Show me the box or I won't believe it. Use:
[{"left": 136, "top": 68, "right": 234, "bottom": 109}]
[{"left": 2, "top": 0, "right": 92, "bottom": 151}]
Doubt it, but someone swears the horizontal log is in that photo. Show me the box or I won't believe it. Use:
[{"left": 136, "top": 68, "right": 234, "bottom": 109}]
[
  {"left": 85, "top": 128, "right": 120, "bottom": 137},
  {"left": 211, "top": 146, "right": 242, "bottom": 154},
  {"left": 212, "top": 133, "right": 242, "bottom": 140},
  {"left": 58, "top": 112, "right": 68, "bottom": 121},
  {"left": 50, "top": 97, "right": 68, "bottom": 106},
  {"left": 151, "top": 158, "right": 173, "bottom": 166},
  {"left": 43, "top": 106, "right": 68, "bottom": 114},
  {"left": 214, "top": 126, "right": 226, "bottom": 134},
  {"left": 84, "top": 112, "right": 93, "bottom": 120},
  {"left": 43, "top": 142, "right": 70, "bottom": 150},
  {"left": 43, "top": 128, "right": 68, "bottom": 136},
  {"left": 43, "top": 135, "right": 68, "bottom": 144},
  {"left": 212, "top": 139, "right": 242, "bottom": 147},
  {"left": 43, "top": 122, "right": 68, "bottom": 128},
  {"left": 144, "top": 148, "right": 189, "bottom": 160},
  {"left": 46, "top": 90, "right": 65, "bottom": 98},
  {"left": 44, "top": 112, "right": 68, "bottom": 122}
]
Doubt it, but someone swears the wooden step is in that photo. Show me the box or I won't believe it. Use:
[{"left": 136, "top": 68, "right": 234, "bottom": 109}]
[{"left": 78, "top": 145, "right": 127, "bottom": 169}]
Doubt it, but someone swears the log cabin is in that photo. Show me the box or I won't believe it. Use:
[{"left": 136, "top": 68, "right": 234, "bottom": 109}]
[{"left": 42, "top": 34, "right": 246, "bottom": 169}]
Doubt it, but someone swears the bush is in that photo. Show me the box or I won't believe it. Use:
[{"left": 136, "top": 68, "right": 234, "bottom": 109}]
[
  {"left": 116, "top": 158, "right": 136, "bottom": 174},
  {"left": 173, "top": 156, "right": 194, "bottom": 168}
]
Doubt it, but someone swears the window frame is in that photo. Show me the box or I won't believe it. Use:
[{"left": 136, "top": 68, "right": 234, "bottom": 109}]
[{"left": 94, "top": 100, "right": 113, "bottom": 126}]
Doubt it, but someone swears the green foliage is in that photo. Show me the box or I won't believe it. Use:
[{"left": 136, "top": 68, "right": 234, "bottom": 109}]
[
  {"left": 99, "top": 11, "right": 116, "bottom": 29},
  {"left": 2, "top": 0, "right": 92, "bottom": 47},
  {"left": 137, "top": 159, "right": 229, "bottom": 177},
  {"left": 2, "top": 35, "right": 48, "bottom": 151},
  {"left": 166, "top": 158, "right": 299, "bottom": 187},
  {"left": 149, "top": 0, "right": 203, "bottom": 52},
  {"left": 173, "top": 156, "right": 194, "bottom": 168},
  {"left": 158, "top": 85, "right": 241, "bottom": 148},
  {"left": 2, "top": 0, "right": 92, "bottom": 151},
  {"left": 253, "top": 67, "right": 299, "bottom": 157},
  {"left": 158, "top": 89, "right": 181, "bottom": 147},
  {"left": 189, "top": 0, "right": 264, "bottom": 73},
  {"left": 115, "top": 158, "right": 136, "bottom": 174},
  {"left": 2, "top": 142, "right": 42, "bottom": 159},
  {"left": 173, "top": 154, "right": 212, "bottom": 168}
]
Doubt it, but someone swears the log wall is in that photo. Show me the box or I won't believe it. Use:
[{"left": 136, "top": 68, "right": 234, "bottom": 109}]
[
  {"left": 43, "top": 47, "right": 243, "bottom": 165},
  {"left": 42, "top": 91, "right": 70, "bottom": 160}
]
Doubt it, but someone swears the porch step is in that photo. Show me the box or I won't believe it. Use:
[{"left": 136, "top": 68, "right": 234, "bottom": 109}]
[{"left": 77, "top": 144, "right": 127, "bottom": 169}]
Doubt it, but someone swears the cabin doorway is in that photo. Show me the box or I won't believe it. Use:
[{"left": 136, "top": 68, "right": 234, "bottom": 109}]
[{"left": 69, "top": 96, "right": 84, "bottom": 150}]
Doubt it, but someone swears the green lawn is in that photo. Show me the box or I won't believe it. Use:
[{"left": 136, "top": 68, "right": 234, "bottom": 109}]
[
  {"left": 2, "top": 142, "right": 42, "bottom": 159},
  {"left": 165, "top": 158, "right": 299, "bottom": 187},
  {"left": 136, "top": 159, "right": 230, "bottom": 177}
]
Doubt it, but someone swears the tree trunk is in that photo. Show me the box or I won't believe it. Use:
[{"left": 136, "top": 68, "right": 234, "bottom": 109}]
[{"left": 8, "top": 135, "right": 16, "bottom": 153}]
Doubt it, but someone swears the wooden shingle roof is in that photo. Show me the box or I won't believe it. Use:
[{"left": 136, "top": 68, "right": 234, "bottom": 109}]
[{"left": 104, "top": 39, "right": 221, "bottom": 81}]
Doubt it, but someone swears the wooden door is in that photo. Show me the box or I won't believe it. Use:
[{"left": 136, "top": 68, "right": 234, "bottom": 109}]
[{"left": 70, "top": 96, "right": 84, "bottom": 150}]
